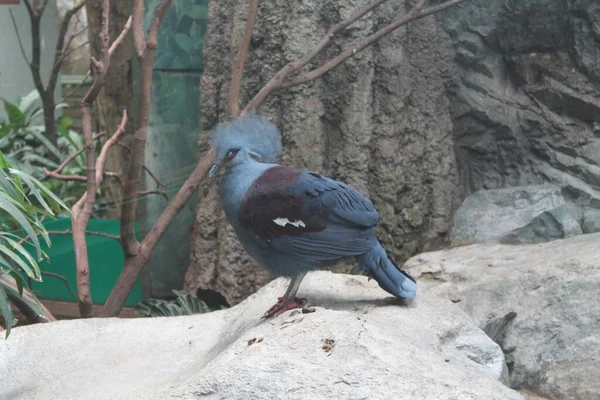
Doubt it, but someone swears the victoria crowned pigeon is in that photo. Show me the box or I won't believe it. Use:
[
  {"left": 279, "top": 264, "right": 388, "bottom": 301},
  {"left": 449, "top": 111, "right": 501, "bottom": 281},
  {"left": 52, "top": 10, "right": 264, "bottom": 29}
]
[{"left": 210, "top": 114, "right": 417, "bottom": 318}]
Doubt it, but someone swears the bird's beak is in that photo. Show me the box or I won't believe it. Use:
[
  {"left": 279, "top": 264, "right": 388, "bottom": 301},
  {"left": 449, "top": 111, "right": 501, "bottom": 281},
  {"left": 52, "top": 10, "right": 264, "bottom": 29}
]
[{"left": 209, "top": 163, "right": 220, "bottom": 178}]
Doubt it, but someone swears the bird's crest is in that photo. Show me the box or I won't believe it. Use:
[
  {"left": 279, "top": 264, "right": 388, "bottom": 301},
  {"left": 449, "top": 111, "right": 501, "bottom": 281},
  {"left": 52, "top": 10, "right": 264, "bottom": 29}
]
[{"left": 211, "top": 114, "right": 282, "bottom": 162}]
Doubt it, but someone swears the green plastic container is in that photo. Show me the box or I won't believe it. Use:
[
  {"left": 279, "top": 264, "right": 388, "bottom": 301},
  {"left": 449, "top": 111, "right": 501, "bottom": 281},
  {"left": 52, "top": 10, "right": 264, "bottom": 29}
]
[{"left": 24, "top": 217, "right": 143, "bottom": 307}]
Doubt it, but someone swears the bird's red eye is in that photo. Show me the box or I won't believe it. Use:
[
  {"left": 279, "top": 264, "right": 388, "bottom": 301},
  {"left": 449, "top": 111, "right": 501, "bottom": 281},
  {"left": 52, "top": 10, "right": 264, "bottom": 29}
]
[{"left": 225, "top": 149, "right": 239, "bottom": 161}]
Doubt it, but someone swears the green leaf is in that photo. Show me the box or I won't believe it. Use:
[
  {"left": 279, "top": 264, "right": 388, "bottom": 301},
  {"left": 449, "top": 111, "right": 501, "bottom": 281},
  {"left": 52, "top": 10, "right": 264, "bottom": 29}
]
[
  {"left": 0, "top": 124, "right": 11, "bottom": 139},
  {"left": 2, "top": 99, "right": 26, "bottom": 129},
  {"left": 0, "top": 191, "right": 42, "bottom": 259},
  {"left": 10, "top": 168, "right": 69, "bottom": 215},
  {"left": 173, "top": 34, "right": 193, "bottom": 52},
  {"left": 0, "top": 243, "right": 40, "bottom": 281},
  {"left": 0, "top": 272, "right": 51, "bottom": 326},
  {"left": 9, "top": 271, "right": 24, "bottom": 298},
  {"left": 0, "top": 284, "right": 14, "bottom": 338},
  {"left": 0, "top": 151, "right": 11, "bottom": 169},
  {"left": 18, "top": 90, "right": 41, "bottom": 121},
  {"left": 55, "top": 116, "right": 73, "bottom": 137},
  {"left": 25, "top": 127, "right": 63, "bottom": 160},
  {"left": 2, "top": 237, "right": 42, "bottom": 281}
]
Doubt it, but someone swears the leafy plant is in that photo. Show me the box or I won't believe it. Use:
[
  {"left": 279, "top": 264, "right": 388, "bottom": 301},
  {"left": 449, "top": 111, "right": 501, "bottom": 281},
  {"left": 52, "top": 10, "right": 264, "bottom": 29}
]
[
  {"left": 0, "top": 152, "right": 69, "bottom": 338},
  {"left": 0, "top": 90, "right": 101, "bottom": 212},
  {"left": 134, "top": 289, "right": 221, "bottom": 317}
]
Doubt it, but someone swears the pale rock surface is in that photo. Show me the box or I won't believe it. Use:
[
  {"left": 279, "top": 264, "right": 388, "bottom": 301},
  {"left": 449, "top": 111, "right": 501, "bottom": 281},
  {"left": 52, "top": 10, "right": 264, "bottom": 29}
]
[
  {"left": 450, "top": 185, "right": 582, "bottom": 245},
  {"left": 0, "top": 273, "right": 521, "bottom": 400},
  {"left": 405, "top": 233, "right": 600, "bottom": 399}
]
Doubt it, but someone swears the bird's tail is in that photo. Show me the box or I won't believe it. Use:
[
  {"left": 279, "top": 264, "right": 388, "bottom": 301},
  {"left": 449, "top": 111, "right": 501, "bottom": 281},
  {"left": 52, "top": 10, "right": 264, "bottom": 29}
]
[{"left": 359, "top": 241, "right": 417, "bottom": 300}]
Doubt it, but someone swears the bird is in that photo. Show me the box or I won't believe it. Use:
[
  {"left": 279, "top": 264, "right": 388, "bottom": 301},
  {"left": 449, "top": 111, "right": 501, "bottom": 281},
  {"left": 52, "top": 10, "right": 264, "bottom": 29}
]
[{"left": 209, "top": 114, "right": 417, "bottom": 318}]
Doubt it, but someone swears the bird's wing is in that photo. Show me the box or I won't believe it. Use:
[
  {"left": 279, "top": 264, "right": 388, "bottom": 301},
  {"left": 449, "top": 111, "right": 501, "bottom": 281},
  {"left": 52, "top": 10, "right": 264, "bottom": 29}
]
[{"left": 239, "top": 166, "right": 379, "bottom": 262}]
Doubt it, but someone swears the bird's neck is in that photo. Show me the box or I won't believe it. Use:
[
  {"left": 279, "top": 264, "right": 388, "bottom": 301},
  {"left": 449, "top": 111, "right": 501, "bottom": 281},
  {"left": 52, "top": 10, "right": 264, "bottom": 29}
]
[{"left": 219, "top": 159, "right": 276, "bottom": 220}]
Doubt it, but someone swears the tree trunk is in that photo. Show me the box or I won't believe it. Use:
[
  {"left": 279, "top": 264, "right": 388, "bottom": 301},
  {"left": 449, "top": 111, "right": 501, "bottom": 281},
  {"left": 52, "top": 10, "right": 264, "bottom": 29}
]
[
  {"left": 86, "top": 0, "right": 134, "bottom": 219},
  {"left": 185, "top": 0, "right": 461, "bottom": 305},
  {"left": 41, "top": 92, "right": 58, "bottom": 150}
]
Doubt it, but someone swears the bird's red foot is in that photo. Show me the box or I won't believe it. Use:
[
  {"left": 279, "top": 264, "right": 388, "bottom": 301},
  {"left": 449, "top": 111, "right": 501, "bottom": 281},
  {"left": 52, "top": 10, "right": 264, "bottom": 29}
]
[{"left": 262, "top": 297, "right": 314, "bottom": 319}]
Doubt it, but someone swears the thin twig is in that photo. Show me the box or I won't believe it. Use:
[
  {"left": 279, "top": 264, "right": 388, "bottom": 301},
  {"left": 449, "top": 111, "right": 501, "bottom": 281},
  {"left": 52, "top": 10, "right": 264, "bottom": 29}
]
[
  {"left": 95, "top": 110, "right": 128, "bottom": 187},
  {"left": 137, "top": 189, "right": 168, "bottom": 200},
  {"left": 53, "top": 133, "right": 105, "bottom": 174},
  {"left": 103, "top": 148, "right": 216, "bottom": 317},
  {"left": 18, "top": 229, "right": 120, "bottom": 245},
  {"left": 41, "top": 272, "right": 78, "bottom": 300},
  {"left": 242, "top": 0, "right": 469, "bottom": 113},
  {"left": 147, "top": 0, "right": 174, "bottom": 49},
  {"left": 9, "top": 10, "right": 31, "bottom": 66},
  {"left": 48, "top": 0, "right": 86, "bottom": 94},
  {"left": 242, "top": 0, "right": 392, "bottom": 114},
  {"left": 43, "top": 169, "right": 121, "bottom": 182},
  {"left": 282, "top": 0, "right": 469, "bottom": 88},
  {"left": 53, "top": 40, "right": 90, "bottom": 68},
  {"left": 22, "top": 0, "right": 33, "bottom": 16},
  {"left": 108, "top": 16, "right": 132, "bottom": 57},
  {"left": 43, "top": 170, "right": 88, "bottom": 182},
  {"left": 143, "top": 165, "right": 165, "bottom": 187},
  {"left": 63, "top": 24, "right": 88, "bottom": 54},
  {"left": 227, "top": 0, "right": 259, "bottom": 116},
  {"left": 57, "top": 71, "right": 92, "bottom": 105}
]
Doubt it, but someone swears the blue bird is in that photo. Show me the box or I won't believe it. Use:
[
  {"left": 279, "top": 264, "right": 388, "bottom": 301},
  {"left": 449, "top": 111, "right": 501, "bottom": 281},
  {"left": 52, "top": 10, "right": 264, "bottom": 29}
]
[{"left": 210, "top": 114, "right": 417, "bottom": 318}]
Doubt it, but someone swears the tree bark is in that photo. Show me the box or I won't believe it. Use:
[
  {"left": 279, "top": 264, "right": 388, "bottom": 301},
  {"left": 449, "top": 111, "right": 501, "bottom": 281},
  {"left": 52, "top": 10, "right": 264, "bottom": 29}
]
[
  {"left": 185, "top": 0, "right": 462, "bottom": 305},
  {"left": 86, "top": 0, "right": 134, "bottom": 219}
]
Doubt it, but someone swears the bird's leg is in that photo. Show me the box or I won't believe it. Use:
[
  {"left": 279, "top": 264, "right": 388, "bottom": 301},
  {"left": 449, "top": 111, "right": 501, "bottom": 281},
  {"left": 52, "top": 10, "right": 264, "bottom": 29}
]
[{"left": 263, "top": 272, "right": 315, "bottom": 318}]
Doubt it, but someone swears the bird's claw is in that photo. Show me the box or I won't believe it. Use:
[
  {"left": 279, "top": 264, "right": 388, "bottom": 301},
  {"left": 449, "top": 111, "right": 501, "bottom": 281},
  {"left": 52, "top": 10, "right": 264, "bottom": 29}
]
[{"left": 262, "top": 296, "right": 313, "bottom": 319}]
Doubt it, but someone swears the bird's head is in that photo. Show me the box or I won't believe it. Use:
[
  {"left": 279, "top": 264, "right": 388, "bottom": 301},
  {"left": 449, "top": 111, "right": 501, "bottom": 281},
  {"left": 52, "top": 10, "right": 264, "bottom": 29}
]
[{"left": 209, "top": 113, "right": 283, "bottom": 177}]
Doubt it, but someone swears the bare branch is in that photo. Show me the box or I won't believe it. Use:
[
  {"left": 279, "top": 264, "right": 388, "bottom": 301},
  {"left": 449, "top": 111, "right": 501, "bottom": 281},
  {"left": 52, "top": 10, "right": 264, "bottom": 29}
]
[
  {"left": 22, "top": 0, "right": 33, "bottom": 16},
  {"left": 242, "top": 0, "right": 392, "bottom": 114},
  {"left": 103, "top": 149, "right": 216, "bottom": 317},
  {"left": 40, "top": 0, "right": 50, "bottom": 15},
  {"left": 58, "top": 71, "right": 92, "bottom": 104},
  {"left": 131, "top": 0, "right": 146, "bottom": 57},
  {"left": 53, "top": 41, "right": 90, "bottom": 70},
  {"left": 43, "top": 169, "right": 120, "bottom": 182},
  {"left": 63, "top": 24, "right": 88, "bottom": 54},
  {"left": 227, "top": 0, "right": 259, "bottom": 116},
  {"left": 109, "top": 16, "right": 132, "bottom": 57},
  {"left": 53, "top": 132, "right": 105, "bottom": 174},
  {"left": 137, "top": 189, "right": 168, "bottom": 200},
  {"left": 147, "top": 0, "right": 174, "bottom": 49},
  {"left": 282, "top": 0, "right": 471, "bottom": 88},
  {"left": 9, "top": 10, "right": 31, "bottom": 66},
  {"left": 50, "top": 230, "right": 120, "bottom": 241},
  {"left": 18, "top": 229, "right": 120, "bottom": 246},
  {"left": 95, "top": 110, "right": 128, "bottom": 187},
  {"left": 143, "top": 165, "right": 165, "bottom": 187},
  {"left": 243, "top": 0, "right": 469, "bottom": 113},
  {"left": 121, "top": 0, "right": 172, "bottom": 257},
  {"left": 47, "top": 0, "right": 86, "bottom": 94},
  {"left": 43, "top": 169, "right": 88, "bottom": 182}
]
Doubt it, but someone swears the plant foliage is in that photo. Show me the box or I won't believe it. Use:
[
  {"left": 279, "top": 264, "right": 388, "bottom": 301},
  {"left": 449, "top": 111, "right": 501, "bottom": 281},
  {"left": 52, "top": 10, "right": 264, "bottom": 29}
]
[
  {"left": 0, "top": 90, "right": 93, "bottom": 209},
  {"left": 0, "top": 152, "right": 69, "bottom": 338},
  {"left": 134, "top": 289, "right": 223, "bottom": 317}
]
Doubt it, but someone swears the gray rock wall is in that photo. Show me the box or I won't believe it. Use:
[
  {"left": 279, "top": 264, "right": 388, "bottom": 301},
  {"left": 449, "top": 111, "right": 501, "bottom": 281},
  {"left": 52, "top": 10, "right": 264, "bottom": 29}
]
[
  {"left": 187, "top": 0, "right": 600, "bottom": 304},
  {"left": 186, "top": 0, "right": 461, "bottom": 304},
  {"left": 442, "top": 0, "right": 600, "bottom": 225}
]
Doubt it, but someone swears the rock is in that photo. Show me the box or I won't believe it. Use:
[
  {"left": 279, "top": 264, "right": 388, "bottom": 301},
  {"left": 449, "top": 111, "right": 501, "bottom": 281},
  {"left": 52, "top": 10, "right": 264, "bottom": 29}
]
[
  {"left": 187, "top": 0, "right": 462, "bottom": 304},
  {"left": 0, "top": 272, "right": 522, "bottom": 400},
  {"left": 441, "top": 0, "right": 600, "bottom": 233},
  {"left": 189, "top": 0, "right": 600, "bottom": 304},
  {"left": 404, "top": 233, "right": 600, "bottom": 399},
  {"left": 451, "top": 185, "right": 583, "bottom": 245}
]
